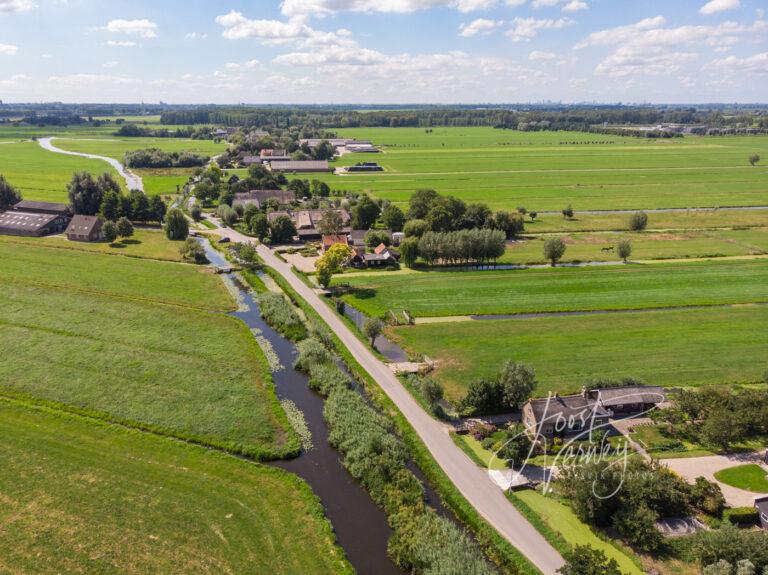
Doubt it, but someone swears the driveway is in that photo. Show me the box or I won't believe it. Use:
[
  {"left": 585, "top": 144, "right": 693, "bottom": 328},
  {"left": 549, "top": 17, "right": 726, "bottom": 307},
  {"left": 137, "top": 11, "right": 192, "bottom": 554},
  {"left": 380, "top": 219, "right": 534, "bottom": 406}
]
[
  {"left": 664, "top": 451, "right": 768, "bottom": 507},
  {"left": 209, "top": 221, "right": 565, "bottom": 575}
]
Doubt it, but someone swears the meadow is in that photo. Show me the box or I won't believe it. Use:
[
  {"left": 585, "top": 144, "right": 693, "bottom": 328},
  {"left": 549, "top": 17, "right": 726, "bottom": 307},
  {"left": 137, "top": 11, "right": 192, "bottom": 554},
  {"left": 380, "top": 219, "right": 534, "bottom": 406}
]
[
  {"left": 0, "top": 140, "right": 124, "bottom": 202},
  {"left": 0, "top": 399, "right": 350, "bottom": 574},
  {"left": 0, "top": 242, "right": 293, "bottom": 458},
  {"left": 340, "top": 259, "right": 768, "bottom": 318},
  {"left": 0, "top": 227, "right": 184, "bottom": 261},
  {"left": 0, "top": 241, "right": 228, "bottom": 310},
  {"left": 314, "top": 127, "right": 768, "bottom": 212},
  {"left": 390, "top": 305, "right": 768, "bottom": 400},
  {"left": 499, "top": 227, "right": 768, "bottom": 265}
]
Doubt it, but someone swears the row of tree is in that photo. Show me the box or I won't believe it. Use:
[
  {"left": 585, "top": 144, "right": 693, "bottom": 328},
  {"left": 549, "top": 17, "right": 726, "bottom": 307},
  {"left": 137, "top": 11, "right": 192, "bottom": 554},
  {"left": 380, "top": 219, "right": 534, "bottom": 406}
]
[
  {"left": 401, "top": 229, "right": 507, "bottom": 268},
  {"left": 123, "top": 148, "right": 208, "bottom": 169}
]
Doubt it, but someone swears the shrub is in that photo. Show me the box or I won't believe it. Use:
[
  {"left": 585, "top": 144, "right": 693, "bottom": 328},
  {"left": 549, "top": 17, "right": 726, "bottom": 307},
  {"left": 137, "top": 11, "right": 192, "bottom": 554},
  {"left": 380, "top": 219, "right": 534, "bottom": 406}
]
[
  {"left": 562, "top": 204, "right": 574, "bottom": 219},
  {"left": 179, "top": 238, "right": 207, "bottom": 264},
  {"left": 629, "top": 211, "right": 648, "bottom": 231},
  {"left": 543, "top": 237, "right": 566, "bottom": 266},
  {"left": 190, "top": 205, "right": 202, "bottom": 221},
  {"left": 164, "top": 208, "right": 188, "bottom": 240},
  {"left": 723, "top": 507, "right": 759, "bottom": 525},
  {"left": 402, "top": 219, "right": 429, "bottom": 238},
  {"left": 693, "top": 523, "right": 768, "bottom": 572},
  {"left": 255, "top": 292, "right": 307, "bottom": 341},
  {"left": 116, "top": 216, "right": 134, "bottom": 238},
  {"left": 102, "top": 220, "right": 118, "bottom": 243}
]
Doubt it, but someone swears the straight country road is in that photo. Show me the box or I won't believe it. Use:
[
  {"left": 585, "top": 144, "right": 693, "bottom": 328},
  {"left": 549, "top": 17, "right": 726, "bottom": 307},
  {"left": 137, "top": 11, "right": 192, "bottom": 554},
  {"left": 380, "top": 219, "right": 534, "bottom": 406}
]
[{"left": 212, "top": 222, "right": 564, "bottom": 575}]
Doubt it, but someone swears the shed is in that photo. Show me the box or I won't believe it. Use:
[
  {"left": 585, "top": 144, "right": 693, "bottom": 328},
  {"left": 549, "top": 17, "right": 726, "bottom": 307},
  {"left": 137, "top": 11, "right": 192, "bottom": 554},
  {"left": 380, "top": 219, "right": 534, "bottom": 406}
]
[
  {"left": 13, "top": 200, "right": 69, "bottom": 216},
  {"left": 756, "top": 495, "right": 768, "bottom": 530},
  {"left": 0, "top": 210, "right": 69, "bottom": 237}
]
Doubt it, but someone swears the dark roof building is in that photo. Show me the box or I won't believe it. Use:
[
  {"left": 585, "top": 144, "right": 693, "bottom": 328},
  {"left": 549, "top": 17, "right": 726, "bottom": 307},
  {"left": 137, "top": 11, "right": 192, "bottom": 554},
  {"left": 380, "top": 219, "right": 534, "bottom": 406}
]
[
  {"left": 66, "top": 215, "right": 104, "bottom": 242},
  {"left": 755, "top": 495, "right": 768, "bottom": 530},
  {"left": 347, "top": 162, "right": 383, "bottom": 172},
  {"left": 0, "top": 210, "right": 69, "bottom": 237},
  {"left": 523, "top": 393, "right": 611, "bottom": 440},
  {"left": 242, "top": 156, "right": 262, "bottom": 166},
  {"left": 13, "top": 200, "right": 69, "bottom": 216},
  {"left": 268, "top": 160, "right": 331, "bottom": 173},
  {"left": 349, "top": 229, "right": 368, "bottom": 247},
  {"left": 587, "top": 386, "right": 666, "bottom": 415},
  {"left": 260, "top": 149, "right": 291, "bottom": 161},
  {"left": 233, "top": 190, "right": 296, "bottom": 209}
]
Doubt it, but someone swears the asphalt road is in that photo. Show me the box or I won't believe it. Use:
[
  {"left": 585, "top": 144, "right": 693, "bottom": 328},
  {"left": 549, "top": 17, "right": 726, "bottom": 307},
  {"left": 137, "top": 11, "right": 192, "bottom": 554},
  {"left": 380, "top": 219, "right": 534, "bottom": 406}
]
[{"left": 214, "top": 223, "right": 564, "bottom": 575}]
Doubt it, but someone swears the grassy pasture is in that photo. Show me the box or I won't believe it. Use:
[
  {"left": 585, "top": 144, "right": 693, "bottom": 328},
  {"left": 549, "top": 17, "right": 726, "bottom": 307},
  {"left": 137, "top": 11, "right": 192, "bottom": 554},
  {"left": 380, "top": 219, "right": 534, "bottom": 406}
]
[
  {"left": 0, "top": 241, "right": 228, "bottom": 310},
  {"left": 0, "top": 400, "right": 350, "bottom": 574},
  {"left": 340, "top": 259, "right": 768, "bottom": 318},
  {"left": 0, "top": 277, "right": 291, "bottom": 457},
  {"left": 313, "top": 128, "right": 768, "bottom": 211},
  {"left": 52, "top": 136, "right": 227, "bottom": 161},
  {"left": 389, "top": 305, "right": 768, "bottom": 400},
  {"left": 0, "top": 140, "right": 124, "bottom": 202},
  {"left": 499, "top": 228, "right": 768, "bottom": 265},
  {"left": 0, "top": 228, "right": 184, "bottom": 261}
]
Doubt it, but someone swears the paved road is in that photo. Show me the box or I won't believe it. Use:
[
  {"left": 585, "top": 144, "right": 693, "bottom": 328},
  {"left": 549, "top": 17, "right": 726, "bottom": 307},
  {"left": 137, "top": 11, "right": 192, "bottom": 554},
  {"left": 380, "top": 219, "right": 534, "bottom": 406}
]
[
  {"left": 212, "top": 223, "right": 564, "bottom": 575},
  {"left": 38, "top": 137, "right": 144, "bottom": 191}
]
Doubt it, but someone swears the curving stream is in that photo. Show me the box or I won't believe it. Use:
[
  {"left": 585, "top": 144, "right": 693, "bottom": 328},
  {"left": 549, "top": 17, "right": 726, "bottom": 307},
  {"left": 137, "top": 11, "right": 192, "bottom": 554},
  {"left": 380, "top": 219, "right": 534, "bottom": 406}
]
[{"left": 37, "top": 137, "right": 144, "bottom": 191}]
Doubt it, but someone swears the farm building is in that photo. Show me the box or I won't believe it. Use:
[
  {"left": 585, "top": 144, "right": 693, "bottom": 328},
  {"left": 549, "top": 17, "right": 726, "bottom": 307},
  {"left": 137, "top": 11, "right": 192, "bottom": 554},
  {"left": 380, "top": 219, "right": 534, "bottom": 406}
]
[
  {"left": 233, "top": 190, "right": 296, "bottom": 209},
  {"left": 241, "top": 155, "right": 262, "bottom": 166},
  {"left": 523, "top": 393, "right": 610, "bottom": 440},
  {"left": 13, "top": 200, "right": 69, "bottom": 216},
  {"left": 0, "top": 210, "right": 69, "bottom": 237},
  {"left": 587, "top": 386, "right": 666, "bottom": 416},
  {"left": 66, "top": 215, "right": 104, "bottom": 242},
  {"left": 268, "top": 160, "right": 331, "bottom": 173},
  {"left": 260, "top": 149, "right": 291, "bottom": 161},
  {"left": 344, "top": 143, "right": 379, "bottom": 153},
  {"left": 321, "top": 234, "right": 349, "bottom": 252},
  {"left": 347, "top": 162, "right": 383, "bottom": 172},
  {"left": 268, "top": 209, "right": 351, "bottom": 241}
]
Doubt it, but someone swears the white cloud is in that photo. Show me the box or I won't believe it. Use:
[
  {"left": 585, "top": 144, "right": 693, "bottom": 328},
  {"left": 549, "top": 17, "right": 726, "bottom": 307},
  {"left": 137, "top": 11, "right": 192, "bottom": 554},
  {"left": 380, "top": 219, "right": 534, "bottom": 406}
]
[
  {"left": 459, "top": 18, "right": 503, "bottom": 37},
  {"left": 279, "top": 0, "right": 499, "bottom": 17},
  {"left": 223, "top": 59, "right": 261, "bottom": 71},
  {"left": 216, "top": 11, "right": 314, "bottom": 42},
  {"left": 506, "top": 16, "right": 574, "bottom": 41},
  {"left": 106, "top": 40, "right": 137, "bottom": 47},
  {"left": 0, "top": 43, "right": 18, "bottom": 55},
  {"left": 0, "top": 0, "right": 35, "bottom": 13},
  {"left": 562, "top": 0, "right": 587, "bottom": 12},
  {"left": 711, "top": 52, "right": 768, "bottom": 74},
  {"left": 576, "top": 15, "right": 766, "bottom": 78},
  {"left": 104, "top": 18, "right": 157, "bottom": 38},
  {"left": 528, "top": 50, "right": 556, "bottom": 60},
  {"left": 505, "top": 0, "right": 527, "bottom": 5},
  {"left": 699, "top": 0, "right": 740, "bottom": 16}
]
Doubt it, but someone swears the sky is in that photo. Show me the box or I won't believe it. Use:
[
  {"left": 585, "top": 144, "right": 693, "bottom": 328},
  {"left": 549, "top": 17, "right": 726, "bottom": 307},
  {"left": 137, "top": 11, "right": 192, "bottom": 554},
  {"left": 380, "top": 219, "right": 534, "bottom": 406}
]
[{"left": 0, "top": 0, "right": 766, "bottom": 104}]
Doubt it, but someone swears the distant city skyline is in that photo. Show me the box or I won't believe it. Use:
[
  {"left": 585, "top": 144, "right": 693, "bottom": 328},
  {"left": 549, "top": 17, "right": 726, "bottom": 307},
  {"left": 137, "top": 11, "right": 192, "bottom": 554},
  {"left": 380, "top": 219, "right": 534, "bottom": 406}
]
[{"left": 1, "top": 0, "right": 766, "bottom": 104}]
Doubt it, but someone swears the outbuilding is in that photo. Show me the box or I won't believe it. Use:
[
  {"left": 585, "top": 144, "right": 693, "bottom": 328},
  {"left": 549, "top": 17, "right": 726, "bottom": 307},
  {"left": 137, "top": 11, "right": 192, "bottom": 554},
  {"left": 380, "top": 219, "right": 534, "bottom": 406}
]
[
  {"left": 755, "top": 495, "right": 768, "bottom": 530},
  {"left": 66, "top": 215, "right": 104, "bottom": 242},
  {"left": 0, "top": 210, "right": 69, "bottom": 237}
]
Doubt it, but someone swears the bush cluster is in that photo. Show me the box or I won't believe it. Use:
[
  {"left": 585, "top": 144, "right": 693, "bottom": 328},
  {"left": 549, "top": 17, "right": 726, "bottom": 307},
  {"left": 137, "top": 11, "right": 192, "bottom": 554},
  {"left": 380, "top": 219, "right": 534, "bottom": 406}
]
[
  {"left": 294, "top": 337, "right": 496, "bottom": 574},
  {"left": 417, "top": 229, "right": 506, "bottom": 267},
  {"left": 124, "top": 148, "right": 209, "bottom": 168},
  {"left": 254, "top": 292, "right": 307, "bottom": 341}
]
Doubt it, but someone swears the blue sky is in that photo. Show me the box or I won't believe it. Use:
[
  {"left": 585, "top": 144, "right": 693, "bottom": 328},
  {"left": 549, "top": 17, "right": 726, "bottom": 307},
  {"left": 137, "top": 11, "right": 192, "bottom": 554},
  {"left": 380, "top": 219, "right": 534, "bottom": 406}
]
[{"left": 0, "top": 0, "right": 766, "bottom": 103}]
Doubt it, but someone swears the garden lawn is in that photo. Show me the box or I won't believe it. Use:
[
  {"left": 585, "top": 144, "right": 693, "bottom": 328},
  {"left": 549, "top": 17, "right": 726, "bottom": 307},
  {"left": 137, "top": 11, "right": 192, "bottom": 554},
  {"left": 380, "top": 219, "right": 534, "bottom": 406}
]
[
  {"left": 340, "top": 259, "right": 768, "bottom": 318},
  {"left": 499, "top": 228, "right": 768, "bottom": 265},
  {"left": 0, "top": 228, "right": 184, "bottom": 261},
  {"left": 0, "top": 400, "right": 350, "bottom": 575},
  {"left": 714, "top": 464, "right": 768, "bottom": 493},
  {"left": 310, "top": 128, "right": 768, "bottom": 211},
  {"left": 0, "top": 241, "right": 229, "bottom": 310},
  {"left": 390, "top": 305, "right": 768, "bottom": 401},
  {"left": 0, "top": 140, "right": 124, "bottom": 202},
  {"left": 509, "top": 490, "right": 642, "bottom": 575}
]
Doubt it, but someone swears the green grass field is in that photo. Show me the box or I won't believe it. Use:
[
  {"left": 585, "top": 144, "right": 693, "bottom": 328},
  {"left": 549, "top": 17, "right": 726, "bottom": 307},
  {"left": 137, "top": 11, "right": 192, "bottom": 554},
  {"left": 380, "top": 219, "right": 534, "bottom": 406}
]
[
  {"left": 52, "top": 137, "right": 227, "bottom": 162},
  {"left": 0, "top": 228, "right": 184, "bottom": 261},
  {"left": 390, "top": 305, "right": 768, "bottom": 400},
  {"left": 341, "top": 259, "right": 768, "bottom": 318},
  {"left": 509, "top": 490, "right": 642, "bottom": 575},
  {"left": 0, "top": 140, "right": 125, "bottom": 202},
  {"left": 499, "top": 228, "right": 768, "bottom": 265},
  {"left": 0, "top": 241, "right": 228, "bottom": 310},
  {"left": 312, "top": 128, "right": 768, "bottom": 211},
  {"left": 0, "top": 399, "right": 350, "bottom": 574},
  {"left": 714, "top": 464, "right": 768, "bottom": 493},
  {"left": 0, "top": 242, "right": 292, "bottom": 458}
]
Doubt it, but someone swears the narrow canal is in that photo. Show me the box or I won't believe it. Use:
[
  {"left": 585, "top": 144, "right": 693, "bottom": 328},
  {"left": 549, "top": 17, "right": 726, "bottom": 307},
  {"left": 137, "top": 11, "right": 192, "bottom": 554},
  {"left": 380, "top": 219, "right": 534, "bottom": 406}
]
[{"left": 198, "top": 239, "right": 407, "bottom": 574}]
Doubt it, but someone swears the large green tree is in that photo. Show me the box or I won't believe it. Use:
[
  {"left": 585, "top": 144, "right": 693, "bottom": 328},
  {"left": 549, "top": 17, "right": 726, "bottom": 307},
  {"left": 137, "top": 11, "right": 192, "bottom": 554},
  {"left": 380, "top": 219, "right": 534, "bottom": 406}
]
[
  {"left": 557, "top": 546, "right": 622, "bottom": 575},
  {"left": 67, "top": 172, "right": 104, "bottom": 215},
  {"left": 352, "top": 195, "right": 381, "bottom": 230},
  {"left": 163, "top": 208, "right": 188, "bottom": 240}
]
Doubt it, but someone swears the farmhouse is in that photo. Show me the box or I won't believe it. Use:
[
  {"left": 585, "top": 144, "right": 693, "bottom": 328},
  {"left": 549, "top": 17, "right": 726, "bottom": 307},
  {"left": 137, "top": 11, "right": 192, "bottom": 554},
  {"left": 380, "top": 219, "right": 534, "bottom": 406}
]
[
  {"left": 267, "top": 209, "right": 351, "bottom": 241},
  {"left": 321, "top": 234, "right": 349, "bottom": 252},
  {"left": 66, "top": 215, "right": 104, "bottom": 242},
  {"left": 233, "top": 190, "right": 296, "bottom": 209},
  {"left": 0, "top": 210, "right": 69, "bottom": 237},
  {"left": 523, "top": 393, "right": 611, "bottom": 440},
  {"left": 260, "top": 149, "right": 291, "bottom": 161},
  {"left": 268, "top": 160, "right": 331, "bottom": 173},
  {"left": 587, "top": 386, "right": 666, "bottom": 416}
]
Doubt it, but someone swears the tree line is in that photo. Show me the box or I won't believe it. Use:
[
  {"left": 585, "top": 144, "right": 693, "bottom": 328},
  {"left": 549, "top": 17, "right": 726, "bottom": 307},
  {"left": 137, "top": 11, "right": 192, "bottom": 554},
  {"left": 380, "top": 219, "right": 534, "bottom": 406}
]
[{"left": 124, "top": 148, "right": 209, "bottom": 169}]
